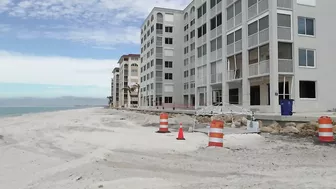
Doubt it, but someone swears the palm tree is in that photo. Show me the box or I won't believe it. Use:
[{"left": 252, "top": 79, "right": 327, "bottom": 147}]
[
  {"left": 133, "top": 83, "right": 140, "bottom": 107},
  {"left": 122, "top": 86, "right": 133, "bottom": 108}
]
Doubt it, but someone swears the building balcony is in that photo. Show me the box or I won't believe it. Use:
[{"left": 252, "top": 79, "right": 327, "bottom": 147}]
[
  {"left": 277, "top": 26, "right": 292, "bottom": 41},
  {"left": 197, "top": 76, "right": 207, "bottom": 86},
  {"left": 278, "top": 59, "right": 293, "bottom": 73},
  {"left": 183, "top": 88, "right": 189, "bottom": 94},
  {"left": 249, "top": 60, "right": 270, "bottom": 77},
  {"left": 277, "top": 0, "right": 292, "bottom": 9},
  {"left": 211, "top": 73, "right": 222, "bottom": 84},
  {"left": 248, "top": 0, "right": 269, "bottom": 20},
  {"left": 248, "top": 28, "right": 269, "bottom": 48},
  {"left": 190, "top": 75, "right": 195, "bottom": 81},
  {"left": 227, "top": 69, "right": 242, "bottom": 81}
]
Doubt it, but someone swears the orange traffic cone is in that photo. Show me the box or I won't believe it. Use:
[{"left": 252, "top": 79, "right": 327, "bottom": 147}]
[{"left": 176, "top": 123, "right": 185, "bottom": 140}]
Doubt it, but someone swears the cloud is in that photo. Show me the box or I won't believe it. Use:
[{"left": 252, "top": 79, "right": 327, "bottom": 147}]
[
  {"left": 0, "top": 50, "right": 118, "bottom": 88},
  {"left": 1, "top": 0, "right": 191, "bottom": 46},
  {"left": 0, "top": 24, "right": 10, "bottom": 33}
]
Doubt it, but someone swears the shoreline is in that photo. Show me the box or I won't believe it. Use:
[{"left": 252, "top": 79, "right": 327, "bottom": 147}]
[{"left": 0, "top": 106, "right": 102, "bottom": 118}]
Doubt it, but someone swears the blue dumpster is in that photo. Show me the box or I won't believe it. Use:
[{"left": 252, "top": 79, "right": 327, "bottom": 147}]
[{"left": 280, "top": 99, "right": 294, "bottom": 116}]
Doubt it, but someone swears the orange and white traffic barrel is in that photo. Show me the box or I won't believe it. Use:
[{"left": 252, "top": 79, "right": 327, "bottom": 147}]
[
  {"left": 208, "top": 120, "right": 224, "bottom": 147},
  {"left": 157, "top": 113, "right": 170, "bottom": 133},
  {"left": 318, "top": 116, "right": 334, "bottom": 142}
]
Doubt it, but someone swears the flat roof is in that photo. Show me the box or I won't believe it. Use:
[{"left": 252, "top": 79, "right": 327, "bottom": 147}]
[{"left": 117, "top": 54, "right": 140, "bottom": 64}]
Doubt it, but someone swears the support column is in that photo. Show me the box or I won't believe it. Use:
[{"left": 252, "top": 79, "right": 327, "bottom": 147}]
[
  {"left": 269, "top": 0, "right": 279, "bottom": 113},
  {"left": 241, "top": 0, "right": 250, "bottom": 109}
]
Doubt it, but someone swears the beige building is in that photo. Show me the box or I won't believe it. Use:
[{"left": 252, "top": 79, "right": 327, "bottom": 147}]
[
  {"left": 111, "top": 67, "right": 120, "bottom": 107},
  {"left": 118, "top": 54, "right": 141, "bottom": 108}
]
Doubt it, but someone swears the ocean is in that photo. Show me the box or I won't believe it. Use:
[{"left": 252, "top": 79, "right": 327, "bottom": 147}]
[{"left": 0, "top": 107, "right": 86, "bottom": 118}]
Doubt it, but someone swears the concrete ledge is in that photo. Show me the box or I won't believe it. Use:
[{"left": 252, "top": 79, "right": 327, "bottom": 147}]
[{"left": 119, "top": 107, "right": 336, "bottom": 123}]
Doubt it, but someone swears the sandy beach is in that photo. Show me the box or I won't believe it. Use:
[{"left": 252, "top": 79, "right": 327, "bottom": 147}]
[{"left": 1, "top": 108, "right": 336, "bottom": 189}]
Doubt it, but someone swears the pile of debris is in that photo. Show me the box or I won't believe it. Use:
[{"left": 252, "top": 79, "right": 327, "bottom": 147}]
[{"left": 259, "top": 121, "right": 336, "bottom": 136}]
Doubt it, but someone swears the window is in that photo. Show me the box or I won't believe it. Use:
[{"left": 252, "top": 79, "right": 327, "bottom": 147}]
[
  {"left": 165, "top": 26, "right": 173, "bottom": 33},
  {"left": 190, "top": 19, "right": 195, "bottom": 26},
  {"left": 229, "top": 88, "right": 239, "bottom": 104},
  {"left": 164, "top": 97, "right": 173, "bottom": 103},
  {"left": 235, "top": 0, "right": 242, "bottom": 16},
  {"left": 248, "top": 0, "right": 257, "bottom": 7},
  {"left": 156, "top": 23, "right": 163, "bottom": 29},
  {"left": 184, "top": 24, "right": 189, "bottom": 31},
  {"left": 141, "top": 38, "right": 143, "bottom": 44},
  {"left": 259, "top": 15, "right": 269, "bottom": 31},
  {"left": 165, "top": 73, "right": 173, "bottom": 80},
  {"left": 235, "top": 29, "right": 242, "bottom": 41},
  {"left": 165, "top": 38, "right": 173, "bottom": 44},
  {"left": 211, "top": 13, "right": 222, "bottom": 30},
  {"left": 184, "top": 46, "right": 189, "bottom": 54},
  {"left": 184, "top": 34, "right": 189, "bottom": 42},
  {"left": 184, "top": 58, "right": 189, "bottom": 66},
  {"left": 190, "top": 30, "right": 195, "bottom": 38},
  {"left": 190, "top": 68, "right": 195, "bottom": 75},
  {"left": 227, "top": 33, "right": 234, "bottom": 45},
  {"left": 164, "top": 49, "right": 174, "bottom": 56},
  {"left": 278, "top": 14, "right": 291, "bottom": 27},
  {"left": 217, "top": 36, "right": 222, "bottom": 49},
  {"left": 197, "top": 44, "right": 207, "bottom": 57},
  {"left": 197, "top": 23, "right": 207, "bottom": 38},
  {"left": 211, "top": 0, "right": 216, "bottom": 8},
  {"left": 227, "top": 5, "right": 234, "bottom": 20},
  {"left": 184, "top": 70, "right": 189, "bottom": 78},
  {"left": 151, "top": 37, "right": 154, "bottom": 44},
  {"left": 278, "top": 42, "right": 292, "bottom": 59},
  {"left": 249, "top": 48, "right": 258, "bottom": 64},
  {"left": 151, "top": 60, "right": 154, "bottom": 67},
  {"left": 197, "top": 2, "right": 207, "bottom": 18},
  {"left": 299, "top": 49, "right": 315, "bottom": 67},
  {"left": 151, "top": 48, "right": 154, "bottom": 55},
  {"left": 299, "top": 81, "right": 316, "bottom": 99},
  {"left": 190, "top": 42, "right": 195, "bottom": 51},
  {"left": 151, "top": 71, "right": 154, "bottom": 78},
  {"left": 151, "top": 83, "right": 154, "bottom": 89},
  {"left": 248, "top": 21, "right": 258, "bottom": 36},
  {"left": 298, "top": 17, "right": 315, "bottom": 36},
  {"left": 211, "top": 39, "right": 216, "bottom": 52},
  {"left": 165, "top": 61, "right": 173, "bottom": 68},
  {"left": 184, "top": 83, "right": 189, "bottom": 90}
]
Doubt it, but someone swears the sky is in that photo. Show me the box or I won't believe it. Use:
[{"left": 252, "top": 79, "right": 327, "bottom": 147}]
[{"left": 0, "top": 0, "right": 190, "bottom": 98}]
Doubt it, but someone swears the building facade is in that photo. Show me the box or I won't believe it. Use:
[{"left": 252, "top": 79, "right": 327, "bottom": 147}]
[
  {"left": 118, "top": 54, "right": 141, "bottom": 108},
  {"left": 140, "top": 0, "right": 336, "bottom": 113},
  {"left": 139, "top": 8, "right": 185, "bottom": 108},
  {"left": 112, "top": 67, "right": 120, "bottom": 107}
]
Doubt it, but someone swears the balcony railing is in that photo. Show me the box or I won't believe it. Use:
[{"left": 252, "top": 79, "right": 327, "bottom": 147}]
[
  {"left": 227, "top": 69, "right": 242, "bottom": 81},
  {"left": 278, "top": 26, "right": 292, "bottom": 41},
  {"left": 227, "top": 43, "right": 234, "bottom": 55},
  {"left": 183, "top": 88, "right": 189, "bottom": 94},
  {"left": 249, "top": 60, "right": 270, "bottom": 77},
  {"left": 156, "top": 29, "right": 163, "bottom": 35},
  {"left": 197, "top": 76, "right": 207, "bottom": 86},
  {"left": 211, "top": 73, "right": 222, "bottom": 84},
  {"left": 277, "top": 0, "right": 292, "bottom": 9},
  {"left": 278, "top": 59, "right": 293, "bottom": 73},
  {"left": 190, "top": 75, "right": 195, "bottom": 81}
]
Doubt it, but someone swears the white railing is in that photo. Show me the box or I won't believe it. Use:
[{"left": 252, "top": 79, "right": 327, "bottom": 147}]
[
  {"left": 235, "top": 40, "right": 242, "bottom": 52},
  {"left": 248, "top": 3, "right": 258, "bottom": 20},
  {"left": 227, "top": 17, "right": 234, "bottom": 31},
  {"left": 197, "top": 76, "right": 207, "bottom": 86},
  {"left": 227, "top": 43, "right": 234, "bottom": 55},
  {"left": 156, "top": 53, "right": 163, "bottom": 58},
  {"left": 227, "top": 69, "right": 242, "bottom": 81},
  {"left": 258, "top": 0, "right": 269, "bottom": 14},
  {"left": 235, "top": 13, "right": 242, "bottom": 26},
  {"left": 190, "top": 75, "right": 195, "bottom": 81},
  {"left": 278, "top": 59, "right": 293, "bottom": 73},
  {"left": 259, "top": 28, "right": 269, "bottom": 44},
  {"left": 210, "top": 29, "right": 216, "bottom": 39},
  {"left": 156, "top": 29, "right": 163, "bottom": 35},
  {"left": 277, "top": 26, "right": 292, "bottom": 40},
  {"left": 248, "top": 32, "right": 258, "bottom": 48},
  {"left": 277, "top": 0, "right": 292, "bottom": 9},
  {"left": 211, "top": 73, "right": 223, "bottom": 84},
  {"left": 249, "top": 60, "right": 270, "bottom": 77}
]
